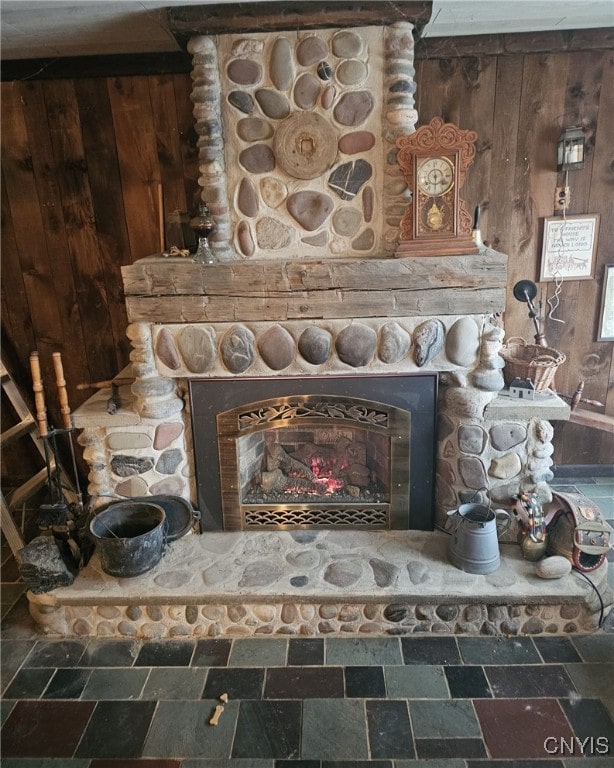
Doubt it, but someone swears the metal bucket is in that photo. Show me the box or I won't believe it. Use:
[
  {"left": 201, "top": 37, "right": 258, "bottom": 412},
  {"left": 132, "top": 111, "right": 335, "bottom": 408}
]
[
  {"left": 447, "top": 503, "right": 512, "bottom": 575},
  {"left": 89, "top": 501, "right": 166, "bottom": 578}
]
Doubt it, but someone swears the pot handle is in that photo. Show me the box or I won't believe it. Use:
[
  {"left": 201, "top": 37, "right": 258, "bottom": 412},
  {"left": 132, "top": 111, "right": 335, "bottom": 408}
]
[
  {"left": 447, "top": 508, "right": 462, "bottom": 532},
  {"left": 494, "top": 509, "right": 512, "bottom": 538}
]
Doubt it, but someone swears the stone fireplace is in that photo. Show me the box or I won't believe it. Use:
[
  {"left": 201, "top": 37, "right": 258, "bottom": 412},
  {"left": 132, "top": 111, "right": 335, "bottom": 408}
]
[{"left": 29, "top": 12, "right": 612, "bottom": 638}]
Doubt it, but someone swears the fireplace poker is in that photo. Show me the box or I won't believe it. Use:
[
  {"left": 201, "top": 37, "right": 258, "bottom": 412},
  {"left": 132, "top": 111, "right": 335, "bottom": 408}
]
[
  {"left": 52, "top": 352, "right": 83, "bottom": 512},
  {"left": 29, "top": 352, "right": 67, "bottom": 521}
]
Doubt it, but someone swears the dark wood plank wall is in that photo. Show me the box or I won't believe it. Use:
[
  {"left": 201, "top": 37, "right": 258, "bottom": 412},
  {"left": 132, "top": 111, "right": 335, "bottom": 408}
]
[{"left": 1, "top": 30, "right": 612, "bottom": 484}]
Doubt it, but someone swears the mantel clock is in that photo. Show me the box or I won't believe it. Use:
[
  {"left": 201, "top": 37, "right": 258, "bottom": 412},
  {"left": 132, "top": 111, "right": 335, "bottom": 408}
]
[{"left": 395, "top": 117, "right": 479, "bottom": 257}]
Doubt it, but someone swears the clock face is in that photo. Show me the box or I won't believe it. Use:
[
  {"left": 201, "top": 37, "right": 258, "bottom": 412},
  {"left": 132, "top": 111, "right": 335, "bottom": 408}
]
[{"left": 417, "top": 156, "right": 455, "bottom": 197}]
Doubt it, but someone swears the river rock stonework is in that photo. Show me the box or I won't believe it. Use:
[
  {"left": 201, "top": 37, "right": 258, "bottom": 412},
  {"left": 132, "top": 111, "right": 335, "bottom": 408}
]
[{"left": 189, "top": 23, "right": 417, "bottom": 262}]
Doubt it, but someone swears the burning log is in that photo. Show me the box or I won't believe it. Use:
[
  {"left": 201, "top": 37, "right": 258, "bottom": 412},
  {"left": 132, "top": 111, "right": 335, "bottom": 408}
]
[
  {"left": 259, "top": 468, "right": 326, "bottom": 495},
  {"left": 266, "top": 444, "right": 316, "bottom": 481}
]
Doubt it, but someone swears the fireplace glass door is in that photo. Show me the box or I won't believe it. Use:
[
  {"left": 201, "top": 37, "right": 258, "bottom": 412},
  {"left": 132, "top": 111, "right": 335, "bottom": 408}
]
[{"left": 190, "top": 374, "right": 437, "bottom": 531}]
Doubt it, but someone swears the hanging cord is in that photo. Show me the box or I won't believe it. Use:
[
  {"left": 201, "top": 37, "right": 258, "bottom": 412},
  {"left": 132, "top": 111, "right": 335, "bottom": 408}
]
[
  {"left": 546, "top": 170, "right": 568, "bottom": 324},
  {"left": 572, "top": 567, "right": 606, "bottom": 629}
]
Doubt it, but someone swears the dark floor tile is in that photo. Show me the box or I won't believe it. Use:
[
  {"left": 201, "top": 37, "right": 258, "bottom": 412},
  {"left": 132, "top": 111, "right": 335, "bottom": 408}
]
[
  {"left": 467, "top": 762, "right": 564, "bottom": 768},
  {"left": 325, "top": 637, "right": 402, "bottom": 665},
  {"left": 192, "top": 637, "right": 232, "bottom": 666},
  {"left": 75, "top": 700, "right": 157, "bottom": 758},
  {"left": 23, "top": 638, "right": 86, "bottom": 667},
  {"left": 1, "top": 699, "right": 96, "bottom": 757},
  {"left": 203, "top": 666, "right": 265, "bottom": 699},
  {"left": 486, "top": 664, "right": 576, "bottom": 697},
  {"left": 0, "top": 639, "right": 36, "bottom": 693},
  {"left": 81, "top": 667, "right": 149, "bottom": 700},
  {"left": 474, "top": 698, "right": 573, "bottom": 759},
  {"left": 400, "top": 636, "right": 461, "bottom": 665},
  {"left": 91, "top": 761, "right": 182, "bottom": 768},
  {"left": 572, "top": 633, "right": 614, "bottom": 663},
  {"left": 265, "top": 666, "right": 345, "bottom": 698},
  {"left": 79, "top": 638, "right": 139, "bottom": 666},
  {"left": 409, "top": 699, "right": 481, "bottom": 738},
  {"left": 277, "top": 762, "right": 320, "bottom": 768},
  {"left": 560, "top": 697, "right": 614, "bottom": 745},
  {"left": 301, "top": 699, "right": 369, "bottom": 759},
  {"left": 366, "top": 699, "right": 414, "bottom": 759},
  {"left": 322, "top": 763, "right": 393, "bottom": 768},
  {"left": 345, "top": 665, "right": 386, "bottom": 698},
  {"left": 415, "top": 738, "right": 487, "bottom": 758},
  {"left": 458, "top": 636, "right": 541, "bottom": 665},
  {"left": 288, "top": 637, "right": 324, "bottom": 666},
  {"left": 134, "top": 639, "right": 194, "bottom": 666},
  {"left": 444, "top": 665, "right": 491, "bottom": 698},
  {"left": 143, "top": 699, "right": 238, "bottom": 758},
  {"left": 232, "top": 699, "right": 301, "bottom": 758},
  {"left": 3, "top": 666, "right": 54, "bottom": 698},
  {"left": 43, "top": 667, "right": 91, "bottom": 699},
  {"left": 533, "top": 636, "right": 582, "bottom": 663}
]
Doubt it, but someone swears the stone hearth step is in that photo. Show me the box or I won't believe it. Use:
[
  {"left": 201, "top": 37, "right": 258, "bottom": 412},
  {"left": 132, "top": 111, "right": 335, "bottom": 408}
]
[{"left": 27, "top": 531, "right": 611, "bottom": 638}]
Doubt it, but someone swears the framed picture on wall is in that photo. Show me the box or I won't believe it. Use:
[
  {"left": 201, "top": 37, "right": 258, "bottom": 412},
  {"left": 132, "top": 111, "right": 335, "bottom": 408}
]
[
  {"left": 540, "top": 214, "right": 600, "bottom": 281},
  {"left": 597, "top": 264, "right": 614, "bottom": 342}
]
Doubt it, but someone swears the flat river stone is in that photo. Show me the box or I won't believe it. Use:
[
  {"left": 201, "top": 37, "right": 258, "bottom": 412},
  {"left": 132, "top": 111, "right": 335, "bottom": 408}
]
[
  {"left": 335, "top": 323, "right": 377, "bottom": 367},
  {"left": 287, "top": 191, "right": 334, "bottom": 230},
  {"left": 334, "top": 91, "right": 374, "bottom": 126},
  {"left": 176, "top": 326, "right": 216, "bottom": 373},
  {"left": 227, "top": 59, "right": 262, "bottom": 85},
  {"left": 297, "top": 36, "right": 328, "bottom": 66},
  {"left": 298, "top": 327, "right": 332, "bottom": 364}
]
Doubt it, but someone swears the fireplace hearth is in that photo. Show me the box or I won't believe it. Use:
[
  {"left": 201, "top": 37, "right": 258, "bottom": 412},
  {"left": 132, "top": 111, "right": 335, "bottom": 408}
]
[{"left": 190, "top": 374, "right": 437, "bottom": 532}]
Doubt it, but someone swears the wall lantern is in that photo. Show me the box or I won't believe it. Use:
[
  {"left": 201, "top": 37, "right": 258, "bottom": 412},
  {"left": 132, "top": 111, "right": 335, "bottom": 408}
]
[{"left": 557, "top": 126, "right": 585, "bottom": 171}]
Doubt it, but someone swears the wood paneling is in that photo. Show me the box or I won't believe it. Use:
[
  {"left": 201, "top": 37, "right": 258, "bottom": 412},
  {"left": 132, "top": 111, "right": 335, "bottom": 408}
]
[{"left": 1, "top": 32, "right": 612, "bottom": 477}]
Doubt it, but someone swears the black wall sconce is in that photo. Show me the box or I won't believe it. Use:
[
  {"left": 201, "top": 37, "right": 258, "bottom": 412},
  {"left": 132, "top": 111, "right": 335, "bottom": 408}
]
[{"left": 557, "top": 126, "right": 585, "bottom": 172}]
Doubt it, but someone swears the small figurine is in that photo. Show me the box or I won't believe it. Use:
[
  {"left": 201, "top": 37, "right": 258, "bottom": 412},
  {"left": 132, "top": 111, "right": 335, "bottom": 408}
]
[{"left": 509, "top": 377, "right": 536, "bottom": 400}]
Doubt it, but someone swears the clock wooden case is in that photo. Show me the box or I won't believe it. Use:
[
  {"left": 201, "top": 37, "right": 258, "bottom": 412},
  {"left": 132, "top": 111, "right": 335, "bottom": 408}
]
[{"left": 395, "top": 117, "right": 479, "bottom": 257}]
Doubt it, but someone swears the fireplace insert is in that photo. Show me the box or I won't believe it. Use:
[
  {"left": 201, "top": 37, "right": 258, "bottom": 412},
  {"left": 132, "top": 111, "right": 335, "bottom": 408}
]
[{"left": 190, "top": 374, "right": 437, "bottom": 531}]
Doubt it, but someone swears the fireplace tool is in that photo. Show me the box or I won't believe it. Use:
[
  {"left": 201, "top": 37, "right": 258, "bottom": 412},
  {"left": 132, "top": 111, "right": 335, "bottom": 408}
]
[{"left": 29, "top": 351, "right": 83, "bottom": 535}]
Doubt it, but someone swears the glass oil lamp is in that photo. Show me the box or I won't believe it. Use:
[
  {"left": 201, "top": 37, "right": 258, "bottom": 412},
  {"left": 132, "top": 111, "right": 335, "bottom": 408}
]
[{"left": 189, "top": 202, "right": 216, "bottom": 264}]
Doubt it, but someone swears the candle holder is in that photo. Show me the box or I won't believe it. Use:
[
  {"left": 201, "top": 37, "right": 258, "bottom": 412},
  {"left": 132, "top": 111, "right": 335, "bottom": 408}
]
[{"left": 189, "top": 203, "right": 216, "bottom": 264}]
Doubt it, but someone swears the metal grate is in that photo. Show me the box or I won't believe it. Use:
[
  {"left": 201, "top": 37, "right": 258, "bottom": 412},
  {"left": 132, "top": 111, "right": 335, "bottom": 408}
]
[{"left": 243, "top": 504, "right": 389, "bottom": 529}]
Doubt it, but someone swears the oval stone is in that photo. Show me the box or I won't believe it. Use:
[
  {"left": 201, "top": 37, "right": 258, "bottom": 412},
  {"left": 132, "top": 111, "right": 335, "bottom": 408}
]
[
  {"left": 237, "top": 220, "right": 255, "bottom": 257},
  {"left": 255, "top": 88, "right": 291, "bottom": 119},
  {"left": 334, "top": 91, "right": 374, "bottom": 126},
  {"left": 239, "top": 144, "right": 275, "bottom": 173},
  {"left": 298, "top": 327, "right": 332, "bottom": 364},
  {"left": 176, "top": 326, "right": 216, "bottom": 373},
  {"left": 270, "top": 37, "right": 294, "bottom": 90},
  {"left": 237, "top": 177, "right": 259, "bottom": 217},
  {"left": 228, "top": 90, "right": 254, "bottom": 114},
  {"left": 446, "top": 317, "right": 480, "bottom": 367},
  {"left": 413, "top": 319, "right": 445, "bottom": 367},
  {"left": 321, "top": 85, "right": 335, "bottom": 109},
  {"left": 220, "top": 325, "right": 256, "bottom": 373},
  {"left": 297, "top": 36, "right": 328, "bottom": 66},
  {"left": 156, "top": 327, "right": 181, "bottom": 370},
  {"left": 332, "top": 207, "right": 362, "bottom": 236},
  {"left": 378, "top": 322, "right": 411, "bottom": 364},
  {"left": 332, "top": 30, "right": 363, "bottom": 58},
  {"left": 335, "top": 323, "right": 377, "bottom": 367},
  {"left": 317, "top": 60, "right": 333, "bottom": 81},
  {"left": 362, "top": 185, "right": 374, "bottom": 222},
  {"left": 260, "top": 177, "right": 287, "bottom": 208},
  {"left": 293, "top": 73, "right": 320, "bottom": 110},
  {"left": 338, "top": 131, "right": 375, "bottom": 155},
  {"left": 287, "top": 191, "right": 334, "bottom": 231},
  {"left": 336, "top": 59, "right": 368, "bottom": 86},
  {"left": 258, "top": 324, "right": 296, "bottom": 370},
  {"left": 536, "top": 556, "right": 572, "bottom": 579},
  {"left": 227, "top": 58, "right": 262, "bottom": 85},
  {"left": 236, "top": 117, "right": 274, "bottom": 142}
]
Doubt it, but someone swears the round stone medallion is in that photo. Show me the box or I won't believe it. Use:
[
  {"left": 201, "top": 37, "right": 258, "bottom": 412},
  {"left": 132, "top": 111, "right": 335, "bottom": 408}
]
[{"left": 273, "top": 111, "right": 338, "bottom": 180}]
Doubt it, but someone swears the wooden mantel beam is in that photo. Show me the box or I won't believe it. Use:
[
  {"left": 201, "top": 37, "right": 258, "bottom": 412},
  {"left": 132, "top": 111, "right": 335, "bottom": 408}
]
[{"left": 121, "top": 251, "right": 507, "bottom": 324}]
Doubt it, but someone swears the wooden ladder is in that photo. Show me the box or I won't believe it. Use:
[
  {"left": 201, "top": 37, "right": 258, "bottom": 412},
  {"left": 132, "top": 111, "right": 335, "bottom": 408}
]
[{"left": 0, "top": 358, "right": 74, "bottom": 560}]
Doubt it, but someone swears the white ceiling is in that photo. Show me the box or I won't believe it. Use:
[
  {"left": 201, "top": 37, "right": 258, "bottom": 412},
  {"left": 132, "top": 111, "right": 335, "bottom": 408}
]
[{"left": 1, "top": 0, "right": 612, "bottom": 60}]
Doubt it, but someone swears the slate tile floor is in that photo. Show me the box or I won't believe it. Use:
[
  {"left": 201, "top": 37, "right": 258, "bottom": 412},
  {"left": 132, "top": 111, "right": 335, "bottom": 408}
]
[{"left": 1, "top": 476, "right": 613, "bottom": 766}]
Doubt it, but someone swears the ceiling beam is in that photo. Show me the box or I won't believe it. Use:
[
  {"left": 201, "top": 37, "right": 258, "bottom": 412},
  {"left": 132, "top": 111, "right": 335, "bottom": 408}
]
[{"left": 167, "top": 1, "right": 433, "bottom": 47}]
